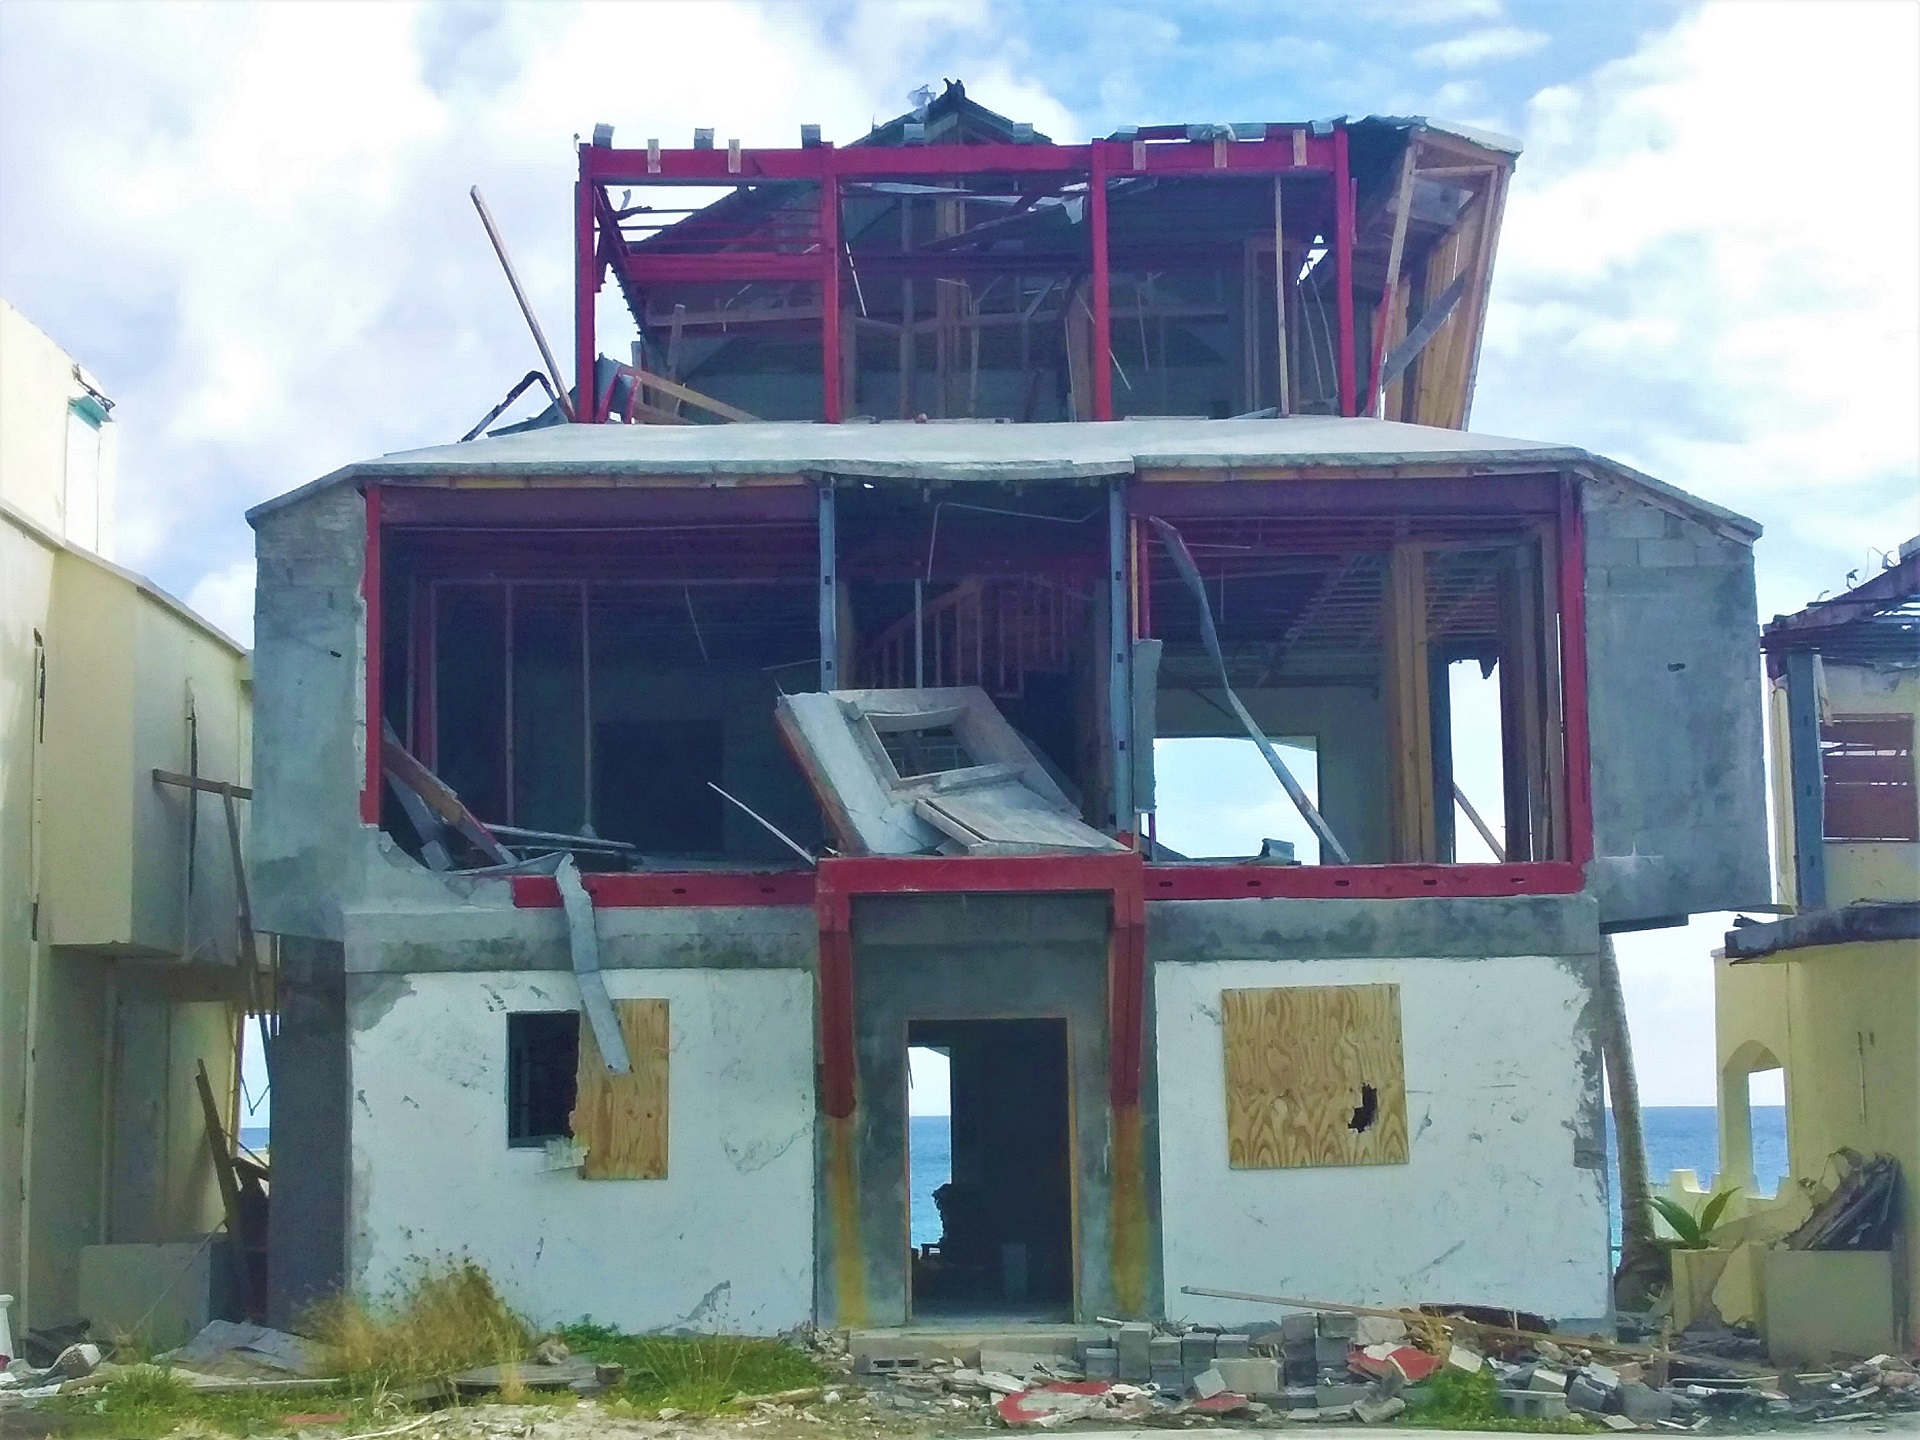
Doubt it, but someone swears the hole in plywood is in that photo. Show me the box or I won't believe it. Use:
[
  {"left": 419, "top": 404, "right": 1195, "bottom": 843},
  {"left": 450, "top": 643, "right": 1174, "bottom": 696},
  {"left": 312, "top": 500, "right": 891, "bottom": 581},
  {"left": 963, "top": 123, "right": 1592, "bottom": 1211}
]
[{"left": 1349, "top": 1083, "right": 1379, "bottom": 1133}]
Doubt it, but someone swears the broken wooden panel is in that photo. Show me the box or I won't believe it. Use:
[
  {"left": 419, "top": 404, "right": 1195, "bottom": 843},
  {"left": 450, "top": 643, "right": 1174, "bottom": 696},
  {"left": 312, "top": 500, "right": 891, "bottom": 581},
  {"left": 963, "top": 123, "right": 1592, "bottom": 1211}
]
[
  {"left": 1221, "top": 983, "right": 1409, "bottom": 1170},
  {"left": 571, "top": 999, "right": 669, "bottom": 1180},
  {"left": 775, "top": 686, "right": 1122, "bottom": 856}
]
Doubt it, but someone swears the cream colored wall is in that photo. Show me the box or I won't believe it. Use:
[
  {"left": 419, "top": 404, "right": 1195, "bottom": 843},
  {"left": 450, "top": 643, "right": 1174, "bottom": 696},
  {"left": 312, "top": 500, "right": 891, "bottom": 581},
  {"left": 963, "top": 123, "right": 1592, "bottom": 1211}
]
[
  {"left": 0, "top": 514, "right": 57, "bottom": 1317},
  {"left": 1, "top": 498, "right": 251, "bottom": 1326},
  {"left": 0, "top": 299, "right": 116, "bottom": 559},
  {"left": 1716, "top": 940, "right": 1920, "bottom": 1320}
]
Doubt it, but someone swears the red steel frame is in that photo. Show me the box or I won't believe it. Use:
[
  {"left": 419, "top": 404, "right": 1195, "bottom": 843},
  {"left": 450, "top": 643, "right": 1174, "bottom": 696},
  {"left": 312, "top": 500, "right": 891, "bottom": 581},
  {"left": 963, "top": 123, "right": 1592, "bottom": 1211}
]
[
  {"left": 361, "top": 483, "right": 384, "bottom": 824},
  {"left": 571, "top": 130, "right": 1358, "bottom": 425}
]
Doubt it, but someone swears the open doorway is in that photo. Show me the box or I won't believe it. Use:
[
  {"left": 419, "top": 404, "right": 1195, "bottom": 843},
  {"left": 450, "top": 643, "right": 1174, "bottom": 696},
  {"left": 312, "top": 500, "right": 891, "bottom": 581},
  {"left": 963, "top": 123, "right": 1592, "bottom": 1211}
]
[{"left": 908, "top": 1018, "right": 1073, "bottom": 1320}]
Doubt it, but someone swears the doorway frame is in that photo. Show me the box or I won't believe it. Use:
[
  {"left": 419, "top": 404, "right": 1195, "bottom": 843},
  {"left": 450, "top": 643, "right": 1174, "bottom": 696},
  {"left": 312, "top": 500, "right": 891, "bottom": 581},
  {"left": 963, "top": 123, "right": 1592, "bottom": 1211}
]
[{"left": 902, "top": 1014, "right": 1081, "bottom": 1323}]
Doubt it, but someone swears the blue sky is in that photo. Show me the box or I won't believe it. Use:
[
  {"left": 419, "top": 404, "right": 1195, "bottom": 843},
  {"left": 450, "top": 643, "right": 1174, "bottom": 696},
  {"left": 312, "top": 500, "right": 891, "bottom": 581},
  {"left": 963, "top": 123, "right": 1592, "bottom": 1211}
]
[{"left": 5, "top": 0, "right": 1915, "bottom": 1109}]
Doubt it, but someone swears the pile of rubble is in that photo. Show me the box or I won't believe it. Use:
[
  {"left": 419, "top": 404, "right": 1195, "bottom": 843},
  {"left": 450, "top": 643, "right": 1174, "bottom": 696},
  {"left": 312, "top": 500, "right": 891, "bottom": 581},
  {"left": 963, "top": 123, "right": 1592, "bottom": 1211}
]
[{"left": 832, "top": 1311, "right": 1920, "bottom": 1430}]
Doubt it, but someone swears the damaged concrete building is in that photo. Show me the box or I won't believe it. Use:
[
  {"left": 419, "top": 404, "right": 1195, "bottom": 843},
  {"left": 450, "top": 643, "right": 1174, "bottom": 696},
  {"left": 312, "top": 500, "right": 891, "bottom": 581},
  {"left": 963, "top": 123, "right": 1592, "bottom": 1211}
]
[{"left": 248, "top": 88, "right": 1772, "bottom": 1333}]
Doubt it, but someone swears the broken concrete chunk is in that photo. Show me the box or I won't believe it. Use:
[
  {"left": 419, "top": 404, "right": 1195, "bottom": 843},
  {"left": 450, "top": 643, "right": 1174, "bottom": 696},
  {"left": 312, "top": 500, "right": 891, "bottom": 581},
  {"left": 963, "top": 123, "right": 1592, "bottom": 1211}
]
[
  {"left": 1191, "top": 1367, "right": 1227, "bottom": 1400},
  {"left": 1354, "top": 1316, "right": 1407, "bottom": 1347},
  {"left": 1317, "top": 1382, "right": 1370, "bottom": 1408},
  {"left": 1317, "top": 1312, "right": 1360, "bottom": 1339},
  {"left": 1212, "top": 1357, "right": 1279, "bottom": 1397},
  {"left": 1353, "top": 1393, "right": 1408, "bottom": 1424},
  {"left": 975, "top": 1371, "right": 1030, "bottom": 1396},
  {"left": 1530, "top": 1366, "right": 1569, "bottom": 1393},
  {"left": 1446, "top": 1344, "right": 1485, "bottom": 1373},
  {"left": 1619, "top": 1380, "right": 1677, "bottom": 1423}
]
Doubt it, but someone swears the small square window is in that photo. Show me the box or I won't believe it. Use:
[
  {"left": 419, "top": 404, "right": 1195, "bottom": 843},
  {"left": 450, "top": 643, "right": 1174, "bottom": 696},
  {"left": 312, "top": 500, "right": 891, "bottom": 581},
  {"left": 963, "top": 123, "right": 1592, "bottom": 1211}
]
[
  {"left": 1821, "top": 714, "right": 1918, "bottom": 842},
  {"left": 507, "top": 1011, "right": 579, "bottom": 1147}
]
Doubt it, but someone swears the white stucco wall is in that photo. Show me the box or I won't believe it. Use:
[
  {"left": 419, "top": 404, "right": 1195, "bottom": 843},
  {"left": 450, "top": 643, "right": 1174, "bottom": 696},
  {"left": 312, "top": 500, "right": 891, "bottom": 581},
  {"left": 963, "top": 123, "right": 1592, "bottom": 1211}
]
[
  {"left": 1155, "top": 955, "right": 1610, "bottom": 1324},
  {"left": 349, "top": 967, "right": 815, "bottom": 1332}
]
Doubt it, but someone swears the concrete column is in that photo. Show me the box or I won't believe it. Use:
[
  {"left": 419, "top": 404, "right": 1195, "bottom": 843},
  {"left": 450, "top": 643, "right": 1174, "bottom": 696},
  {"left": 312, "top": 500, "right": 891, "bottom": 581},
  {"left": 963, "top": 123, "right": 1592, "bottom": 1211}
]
[{"left": 268, "top": 938, "right": 348, "bottom": 1324}]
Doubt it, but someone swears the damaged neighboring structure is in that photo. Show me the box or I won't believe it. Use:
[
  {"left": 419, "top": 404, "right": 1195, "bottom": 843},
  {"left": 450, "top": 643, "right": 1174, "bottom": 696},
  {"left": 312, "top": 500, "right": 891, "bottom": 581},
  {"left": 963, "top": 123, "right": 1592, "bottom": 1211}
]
[
  {"left": 1, "top": 299, "right": 263, "bottom": 1347},
  {"left": 1705, "top": 541, "right": 1920, "bottom": 1358},
  {"left": 247, "top": 87, "right": 1771, "bottom": 1333}
]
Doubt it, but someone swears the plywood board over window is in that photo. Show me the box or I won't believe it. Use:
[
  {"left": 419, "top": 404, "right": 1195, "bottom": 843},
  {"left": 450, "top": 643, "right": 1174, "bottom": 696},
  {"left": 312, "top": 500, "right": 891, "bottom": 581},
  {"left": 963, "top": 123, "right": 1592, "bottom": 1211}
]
[
  {"left": 572, "top": 999, "right": 669, "bottom": 1180},
  {"left": 1222, "top": 984, "right": 1409, "bottom": 1169}
]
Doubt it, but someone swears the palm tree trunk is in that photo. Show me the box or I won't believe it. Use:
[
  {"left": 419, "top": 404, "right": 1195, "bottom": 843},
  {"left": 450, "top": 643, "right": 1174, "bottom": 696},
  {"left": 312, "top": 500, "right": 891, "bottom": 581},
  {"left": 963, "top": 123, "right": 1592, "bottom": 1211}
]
[{"left": 1597, "top": 933, "right": 1665, "bottom": 1312}]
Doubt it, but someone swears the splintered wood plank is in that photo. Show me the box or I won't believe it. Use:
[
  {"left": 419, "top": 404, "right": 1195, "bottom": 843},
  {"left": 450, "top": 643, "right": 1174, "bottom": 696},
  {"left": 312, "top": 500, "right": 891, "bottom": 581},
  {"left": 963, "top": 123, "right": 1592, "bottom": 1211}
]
[
  {"left": 572, "top": 999, "right": 669, "bottom": 1180},
  {"left": 1221, "top": 984, "right": 1409, "bottom": 1170}
]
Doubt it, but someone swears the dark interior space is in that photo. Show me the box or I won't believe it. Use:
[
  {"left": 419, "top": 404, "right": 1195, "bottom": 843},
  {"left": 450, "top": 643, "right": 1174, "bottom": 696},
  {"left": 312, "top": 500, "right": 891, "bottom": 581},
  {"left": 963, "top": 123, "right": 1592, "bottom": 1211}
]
[
  {"left": 909, "top": 1017, "right": 1074, "bottom": 1319},
  {"left": 838, "top": 480, "right": 1109, "bottom": 815},
  {"left": 379, "top": 515, "right": 827, "bottom": 868}
]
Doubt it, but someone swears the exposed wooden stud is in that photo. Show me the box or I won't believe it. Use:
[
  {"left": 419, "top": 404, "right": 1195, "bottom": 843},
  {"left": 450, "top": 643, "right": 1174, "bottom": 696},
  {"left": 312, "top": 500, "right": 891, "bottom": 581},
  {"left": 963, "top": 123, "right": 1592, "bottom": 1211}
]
[
  {"left": 1273, "top": 177, "right": 1290, "bottom": 417},
  {"left": 1383, "top": 541, "right": 1436, "bottom": 861},
  {"left": 1370, "top": 140, "right": 1419, "bottom": 413}
]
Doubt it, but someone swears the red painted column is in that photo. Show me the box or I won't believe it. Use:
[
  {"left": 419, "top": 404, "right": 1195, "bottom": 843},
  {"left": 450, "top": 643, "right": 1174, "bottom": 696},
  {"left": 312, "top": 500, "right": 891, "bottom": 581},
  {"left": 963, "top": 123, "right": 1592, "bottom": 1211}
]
[
  {"left": 574, "top": 146, "right": 597, "bottom": 422},
  {"left": 1333, "top": 125, "right": 1357, "bottom": 418},
  {"left": 360, "top": 484, "right": 383, "bottom": 823},
  {"left": 816, "top": 878, "right": 857, "bottom": 1118},
  {"left": 1090, "top": 141, "right": 1114, "bottom": 421},
  {"left": 819, "top": 145, "right": 843, "bottom": 423}
]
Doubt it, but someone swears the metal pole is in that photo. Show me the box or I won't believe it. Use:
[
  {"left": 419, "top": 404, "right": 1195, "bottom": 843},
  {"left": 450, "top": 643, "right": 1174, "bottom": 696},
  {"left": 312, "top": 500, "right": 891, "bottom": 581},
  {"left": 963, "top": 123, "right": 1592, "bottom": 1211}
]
[
  {"left": 468, "top": 187, "right": 575, "bottom": 422},
  {"left": 1108, "top": 485, "right": 1132, "bottom": 829},
  {"left": 818, "top": 484, "right": 838, "bottom": 691}
]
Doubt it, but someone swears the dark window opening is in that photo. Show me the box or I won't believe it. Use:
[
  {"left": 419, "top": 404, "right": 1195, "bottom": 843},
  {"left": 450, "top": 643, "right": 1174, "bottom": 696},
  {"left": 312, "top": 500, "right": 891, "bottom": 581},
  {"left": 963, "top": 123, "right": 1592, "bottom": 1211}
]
[
  {"left": 1349, "top": 1083, "right": 1379, "bottom": 1133},
  {"left": 380, "top": 516, "right": 827, "bottom": 869},
  {"left": 1822, "top": 714, "right": 1918, "bottom": 842},
  {"left": 909, "top": 1018, "right": 1073, "bottom": 1321},
  {"left": 880, "top": 724, "right": 973, "bottom": 778},
  {"left": 507, "top": 1011, "right": 579, "bottom": 1147}
]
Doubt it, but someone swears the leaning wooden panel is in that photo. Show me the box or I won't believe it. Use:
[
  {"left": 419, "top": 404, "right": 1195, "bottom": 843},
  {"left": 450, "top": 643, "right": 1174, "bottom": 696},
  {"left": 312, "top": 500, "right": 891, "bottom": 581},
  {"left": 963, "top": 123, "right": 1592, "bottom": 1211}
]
[
  {"left": 572, "top": 999, "right": 669, "bottom": 1180},
  {"left": 1221, "top": 984, "right": 1409, "bottom": 1169}
]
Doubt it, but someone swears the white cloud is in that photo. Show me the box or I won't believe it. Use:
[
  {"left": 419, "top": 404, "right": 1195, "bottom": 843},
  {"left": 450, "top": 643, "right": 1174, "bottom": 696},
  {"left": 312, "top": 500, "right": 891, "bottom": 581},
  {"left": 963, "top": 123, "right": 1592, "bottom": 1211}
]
[
  {"left": 1415, "top": 25, "right": 1547, "bottom": 69},
  {"left": 0, "top": 0, "right": 1077, "bottom": 622},
  {"left": 1477, "top": 0, "right": 1920, "bottom": 615},
  {"left": 185, "top": 557, "right": 257, "bottom": 649}
]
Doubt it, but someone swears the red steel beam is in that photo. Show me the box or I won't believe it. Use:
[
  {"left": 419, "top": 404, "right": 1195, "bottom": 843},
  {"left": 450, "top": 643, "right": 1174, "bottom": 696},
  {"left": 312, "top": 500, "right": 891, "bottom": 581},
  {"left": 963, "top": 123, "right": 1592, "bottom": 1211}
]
[
  {"left": 1333, "top": 124, "right": 1357, "bottom": 417},
  {"left": 1090, "top": 140, "right": 1113, "bottom": 421},
  {"left": 819, "top": 145, "right": 842, "bottom": 423},
  {"left": 574, "top": 146, "right": 598, "bottom": 421},
  {"left": 1144, "top": 860, "right": 1585, "bottom": 901},
  {"left": 581, "top": 135, "right": 1339, "bottom": 186}
]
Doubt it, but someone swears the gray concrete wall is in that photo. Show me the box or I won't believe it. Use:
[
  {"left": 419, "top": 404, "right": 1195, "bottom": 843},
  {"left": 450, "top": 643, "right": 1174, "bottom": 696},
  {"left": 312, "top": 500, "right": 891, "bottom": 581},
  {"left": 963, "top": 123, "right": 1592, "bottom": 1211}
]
[
  {"left": 1583, "top": 481, "right": 1770, "bottom": 927},
  {"left": 251, "top": 486, "right": 366, "bottom": 941},
  {"left": 829, "top": 892, "right": 1151, "bottom": 1324}
]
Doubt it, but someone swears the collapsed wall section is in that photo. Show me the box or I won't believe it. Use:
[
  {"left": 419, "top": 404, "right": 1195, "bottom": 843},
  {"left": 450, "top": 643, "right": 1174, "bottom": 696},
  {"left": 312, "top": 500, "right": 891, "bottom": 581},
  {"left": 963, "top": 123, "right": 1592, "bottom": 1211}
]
[{"left": 1149, "top": 893, "right": 1609, "bottom": 1326}]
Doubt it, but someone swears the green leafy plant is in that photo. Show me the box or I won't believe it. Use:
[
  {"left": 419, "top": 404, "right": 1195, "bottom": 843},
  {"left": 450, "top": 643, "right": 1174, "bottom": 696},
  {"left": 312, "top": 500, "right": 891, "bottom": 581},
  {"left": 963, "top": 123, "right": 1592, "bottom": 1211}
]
[
  {"left": 557, "top": 1321, "right": 823, "bottom": 1415},
  {"left": 1650, "top": 1187, "right": 1740, "bottom": 1249}
]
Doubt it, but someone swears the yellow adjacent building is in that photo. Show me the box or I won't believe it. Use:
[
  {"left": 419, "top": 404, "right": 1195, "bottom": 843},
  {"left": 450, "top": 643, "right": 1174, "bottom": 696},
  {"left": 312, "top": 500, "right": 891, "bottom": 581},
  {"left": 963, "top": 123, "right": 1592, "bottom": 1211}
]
[
  {"left": 2, "top": 298, "right": 257, "bottom": 1340},
  {"left": 1715, "top": 542, "right": 1919, "bottom": 1356}
]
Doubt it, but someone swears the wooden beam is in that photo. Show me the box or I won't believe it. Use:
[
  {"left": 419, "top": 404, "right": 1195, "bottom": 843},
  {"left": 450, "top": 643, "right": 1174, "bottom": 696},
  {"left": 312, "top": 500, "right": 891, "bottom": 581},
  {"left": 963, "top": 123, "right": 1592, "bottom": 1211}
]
[
  {"left": 1383, "top": 542, "right": 1436, "bottom": 862},
  {"left": 627, "top": 367, "right": 758, "bottom": 423},
  {"left": 154, "top": 769, "right": 252, "bottom": 800},
  {"left": 1370, "top": 140, "right": 1419, "bottom": 413}
]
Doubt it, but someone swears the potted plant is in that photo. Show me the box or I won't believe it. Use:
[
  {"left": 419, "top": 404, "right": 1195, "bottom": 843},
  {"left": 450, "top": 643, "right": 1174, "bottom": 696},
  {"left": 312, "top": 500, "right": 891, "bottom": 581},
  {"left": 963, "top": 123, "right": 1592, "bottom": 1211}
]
[{"left": 1652, "top": 1189, "right": 1740, "bottom": 1329}]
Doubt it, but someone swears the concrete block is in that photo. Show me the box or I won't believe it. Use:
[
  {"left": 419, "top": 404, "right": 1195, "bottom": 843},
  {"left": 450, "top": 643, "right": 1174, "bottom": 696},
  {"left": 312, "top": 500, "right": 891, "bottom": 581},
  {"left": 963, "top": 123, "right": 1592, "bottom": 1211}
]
[
  {"left": 1501, "top": 1389, "right": 1570, "bottom": 1420},
  {"left": 1567, "top": 1374, "right": 1617, "bottom": 1415},
  {"left": 1083, "top": 1348, "right": 1119, "bottom": 1381},
  {"left": 1213, "top": 1358, "right": 1280, "bottom": 1397},
  {"left": 1151, "top": 1368, "right": 1184, "bottom": 1393},
  {"left": 1279, "top": 1313, "right": 1317, "bottom": 1343},
  {"left": 1115, "top": 1322, "right": 1153, "bottom": 1382},
  {"left": 1315, "top": 1335, "right": 1351, "bottom": 1370},
  {"left": 1530, "top": 1366, "right": 1568, "bottom": 1393},
  {"left": 1637, "top": 538, "right": 1694, "bottom": 569},
  {"left": 1353, "top": 1393, "right": 1407, "bottom": 1425},
  {"left": 1214, "top": 1333, "right": 1250, "bottom": 1360},
  {"left": 1192, "top": 1367, "right": 1227, "bottom": 1400},
  {"left": 1354, "top": 1316, "right": 1406, "bottom": 1347},
  {"left": 1180, "top": 1332, "right": 1217, "bottom": 1367},
  {"left": 1317, "top": 1311, "right": 1359, "bottom": 1339},
  {"left": 1316, "top": 1382, "right": 1370, "bottom": 1408},
  {"left": 1282, "top": 1347, "right": 1318, "bottom": 1384},
  {"left": 1619, "top": 1380, "right": 1675, "bottom": 1423},
  {"left": 1762, "top": 1249, "right": 1898, "bottom": 1364},
  {"left": 79, "top": 1239, "right": 235, "bottom": 1352},
  {"left": 1149, "top": 1337, "right": 1181, "bottom": 1369}
]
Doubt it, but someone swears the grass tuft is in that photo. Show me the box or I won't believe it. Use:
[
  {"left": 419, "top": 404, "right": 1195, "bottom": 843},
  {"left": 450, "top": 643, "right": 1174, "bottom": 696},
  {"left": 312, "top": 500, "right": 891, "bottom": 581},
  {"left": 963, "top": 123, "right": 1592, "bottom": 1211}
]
[
  {"left": 1405, "top": 1365, "right": 1600, "bottom": 1433},
  {"left": 557, "top": 1321, "right": 823, "bottom": 1414},
  {"left": 306, "top": 1257, "right": 533, "bottom": 1388}
]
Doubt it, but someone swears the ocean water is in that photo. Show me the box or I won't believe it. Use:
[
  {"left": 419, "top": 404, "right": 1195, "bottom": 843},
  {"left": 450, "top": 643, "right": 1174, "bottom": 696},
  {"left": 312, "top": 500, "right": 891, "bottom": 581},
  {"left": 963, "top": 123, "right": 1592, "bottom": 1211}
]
[{"left": 907, "top": 1107, "right": 1786, "bottom": 1252}]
